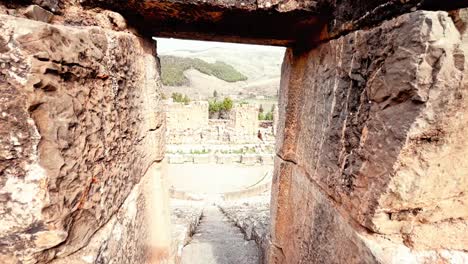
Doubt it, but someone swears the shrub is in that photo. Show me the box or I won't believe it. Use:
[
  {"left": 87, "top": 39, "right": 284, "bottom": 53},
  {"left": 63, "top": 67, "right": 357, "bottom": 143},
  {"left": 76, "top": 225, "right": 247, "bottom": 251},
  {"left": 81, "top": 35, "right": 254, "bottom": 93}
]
[
  {"left": 183, "top": 95, "right": 190, "bottom": 105},
  {"left": 259, "top": 111, "right": 273, "bottom": 121},
  {"left": 172, "top": 92, "right": 191, "bottom": 104},
  {"left": 258, "top": 112, "right": 265, "bottom": 120},
  {"left": 222, "top": 97, "right": 233, "bottom": 112},
  {"left": 209, "top": 97, "right": 234, "bottom": 119},
  {"left": 209, "top": 100, "right": 222, "bottom": 113}
]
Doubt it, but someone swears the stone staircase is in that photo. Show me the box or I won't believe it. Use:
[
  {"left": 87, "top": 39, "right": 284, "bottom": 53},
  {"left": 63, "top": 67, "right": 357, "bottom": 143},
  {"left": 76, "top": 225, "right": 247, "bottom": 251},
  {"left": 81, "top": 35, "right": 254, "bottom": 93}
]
[{"left": 181, "top": 206, "right": 260, "bottom": 264}]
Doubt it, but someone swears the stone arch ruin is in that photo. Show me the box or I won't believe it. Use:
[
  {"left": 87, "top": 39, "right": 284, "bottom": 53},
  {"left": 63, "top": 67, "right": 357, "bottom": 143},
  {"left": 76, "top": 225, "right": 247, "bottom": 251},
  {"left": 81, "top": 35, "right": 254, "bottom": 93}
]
[{"left": 0, "top": 0, "right": 467, "bottom": 263}]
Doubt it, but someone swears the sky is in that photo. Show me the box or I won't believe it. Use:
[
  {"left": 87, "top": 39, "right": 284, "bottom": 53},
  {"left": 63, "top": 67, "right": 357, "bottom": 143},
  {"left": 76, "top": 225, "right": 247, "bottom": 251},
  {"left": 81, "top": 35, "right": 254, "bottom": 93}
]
[{"left": 154, "top": 37, "right": 285, "bottom": 54}]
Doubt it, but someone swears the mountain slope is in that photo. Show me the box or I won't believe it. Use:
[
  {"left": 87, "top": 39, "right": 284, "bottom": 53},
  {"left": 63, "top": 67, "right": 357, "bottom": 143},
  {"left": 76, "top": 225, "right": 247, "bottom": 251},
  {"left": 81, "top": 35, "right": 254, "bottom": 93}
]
[{"left": 159, "top": 46, "right": 285, "bottom": 100}]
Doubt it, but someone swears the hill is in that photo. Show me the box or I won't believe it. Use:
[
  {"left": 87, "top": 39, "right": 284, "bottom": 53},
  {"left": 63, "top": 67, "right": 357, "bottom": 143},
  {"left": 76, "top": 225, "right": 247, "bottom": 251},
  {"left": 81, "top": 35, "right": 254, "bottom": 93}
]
[
  {"left": 158, "top": 45, "right": 285, "bottom": 100},
  {"left": 160, "top": 56, "right": 248, "bottom": 86}
]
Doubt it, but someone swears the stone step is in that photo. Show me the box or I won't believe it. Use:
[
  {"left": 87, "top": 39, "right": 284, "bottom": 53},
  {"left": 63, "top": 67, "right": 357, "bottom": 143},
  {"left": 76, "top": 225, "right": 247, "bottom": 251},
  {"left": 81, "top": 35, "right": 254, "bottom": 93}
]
[{"left": 181, "top": 206, "right": 260, "bottom": 264}]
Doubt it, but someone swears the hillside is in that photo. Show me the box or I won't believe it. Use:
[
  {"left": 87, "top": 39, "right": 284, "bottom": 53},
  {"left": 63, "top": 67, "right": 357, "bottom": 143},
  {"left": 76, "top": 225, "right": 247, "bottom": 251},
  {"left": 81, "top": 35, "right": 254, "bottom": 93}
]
[
  {"left": 158, "top": 45, "right": 285, "bottom": 100},
  {"left": 160, "top": 56, "right": 248, "bottom": 86}
]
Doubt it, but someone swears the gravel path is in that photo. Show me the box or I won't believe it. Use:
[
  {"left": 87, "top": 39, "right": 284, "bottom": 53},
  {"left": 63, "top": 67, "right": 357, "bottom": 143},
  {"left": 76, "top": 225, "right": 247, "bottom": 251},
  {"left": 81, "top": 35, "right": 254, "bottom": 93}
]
[{"left": 181, "top": 206, "right": 260, "bottom": 264}]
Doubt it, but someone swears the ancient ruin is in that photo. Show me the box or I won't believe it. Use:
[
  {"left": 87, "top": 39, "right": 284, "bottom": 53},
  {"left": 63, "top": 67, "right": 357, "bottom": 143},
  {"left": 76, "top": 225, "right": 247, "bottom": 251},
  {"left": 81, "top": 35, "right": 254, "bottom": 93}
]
[{"left": 1, "top": 0, "right": 468, "bottom": 263}]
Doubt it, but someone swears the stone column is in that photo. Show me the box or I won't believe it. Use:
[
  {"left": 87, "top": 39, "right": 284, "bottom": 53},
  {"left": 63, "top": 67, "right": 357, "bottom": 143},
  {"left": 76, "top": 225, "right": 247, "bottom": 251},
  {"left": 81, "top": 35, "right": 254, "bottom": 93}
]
[
  {"left": 272, "top": 104, "right": 279, "bottom": 136},
  {"left": 271, "top": 10, "right": 468, "bottom": 264}
]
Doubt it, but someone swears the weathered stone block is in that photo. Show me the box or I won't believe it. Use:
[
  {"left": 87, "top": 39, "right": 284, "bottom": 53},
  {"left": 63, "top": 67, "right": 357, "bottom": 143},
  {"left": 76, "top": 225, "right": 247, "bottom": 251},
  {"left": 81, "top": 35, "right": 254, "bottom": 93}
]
[
  {"left": 270, "top": 159, "right": 379, "bottom": 264},
  {"left": 193, "top": 154, "right": 212, "bottom": 164},
  {"left": 259, "top": 154, "right": 274, "bottom": 165},
  {"left": 183, "top": 154, "right": 194, "bottom": 163},
  {"left": 0, "top": 14, "right": 166, "bottom": 263},
  {"left": 23, "top": 5, "right": 53, "bottom": 22},
  {"left": 216, "top": 154, "right": 242, "bottom": 164},
  {"left": 273, "top": 9, "right": 468, "bottom": 263},
  {"left": 167, "top": 154, "right": 185, "bottom": 164},
  {"left": 241, "top": 154, "right": 260, "bottom": 165}
]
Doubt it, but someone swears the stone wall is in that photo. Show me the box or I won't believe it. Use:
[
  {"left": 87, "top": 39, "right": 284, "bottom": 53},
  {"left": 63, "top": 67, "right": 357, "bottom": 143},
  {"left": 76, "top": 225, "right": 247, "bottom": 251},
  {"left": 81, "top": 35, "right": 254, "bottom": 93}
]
[
  {"left": 228, "top": 104, "right": 259, "bottom": 137},
  {"left": 166, "top": 153, "right": 274, "bottom": 165},
  {"left": 165, "top": 100, "right": 208, "bottom": 132},
  {"left": 2, "top": 1, "right": 468, "bottom": 263},
  {"left": 166, "top": 102, "right": 263, "bottom": 144},
  {"left": 271, "top": 10, "right": 468, "bottom": 264},
  {"left": 0, "top": 11, "right": 169, "bottom": 264}
]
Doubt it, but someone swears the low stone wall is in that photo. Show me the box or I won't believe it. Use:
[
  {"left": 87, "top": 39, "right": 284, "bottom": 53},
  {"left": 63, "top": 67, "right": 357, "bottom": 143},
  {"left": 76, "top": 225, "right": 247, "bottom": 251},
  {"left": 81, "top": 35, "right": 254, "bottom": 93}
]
[
  {"left": 170, "top": 200, "right": 204, "bottom": 264},
  {"left": 166, "top": 120, "right": 267, "bottom": 144},
  {"left": 166, "top": 101, "right": 209, "bottom": 132},
  {"left": 222, "top": 171, "right": 272, "bottom": 201},
  {"left": 167, "top": 153, "right": 274, "bottom": 165},
  {"left": 165, "top": 101, "right": 273, "bottom": 145}
]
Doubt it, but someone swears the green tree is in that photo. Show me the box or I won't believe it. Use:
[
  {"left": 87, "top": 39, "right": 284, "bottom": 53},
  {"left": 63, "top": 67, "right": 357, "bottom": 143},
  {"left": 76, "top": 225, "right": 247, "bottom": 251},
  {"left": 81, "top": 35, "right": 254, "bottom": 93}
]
[
  {"left": 172, "top": 92, "right": 190, "bottom": 104},
  {"left": 183, "top": 95, "right": 190, "bottom": 105},
  {"left": 258, "top": 112, "right": 265, "bottom": 120},
  {"left": 209, "top": 100, "right": 221, "bottom": 113},
  {"left": 222, "top": 97, "right": 233, "bottom": 111},
  {"left": 265, "top": 111, "right": 273, "bottom": 121}
]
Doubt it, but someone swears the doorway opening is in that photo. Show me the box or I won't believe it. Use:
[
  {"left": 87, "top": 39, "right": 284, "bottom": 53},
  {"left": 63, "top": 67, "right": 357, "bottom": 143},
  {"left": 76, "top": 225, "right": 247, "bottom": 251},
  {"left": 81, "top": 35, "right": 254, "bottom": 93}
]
[{"left": 156, "top": 37, "right": 285, "bottom": 263}]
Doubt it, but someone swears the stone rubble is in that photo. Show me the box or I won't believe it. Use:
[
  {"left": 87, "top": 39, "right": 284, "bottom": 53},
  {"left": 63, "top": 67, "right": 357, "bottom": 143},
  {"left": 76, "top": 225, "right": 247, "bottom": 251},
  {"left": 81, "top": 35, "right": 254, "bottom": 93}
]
[{"left": 170, "top": 199, "right": 204, "bottom": 261}]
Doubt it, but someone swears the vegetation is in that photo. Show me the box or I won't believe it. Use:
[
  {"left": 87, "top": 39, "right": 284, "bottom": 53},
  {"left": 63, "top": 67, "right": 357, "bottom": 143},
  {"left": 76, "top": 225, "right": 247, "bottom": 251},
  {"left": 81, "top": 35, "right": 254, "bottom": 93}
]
[
  {"left": 171, "top": 92, "right": 191, "bottom": 105},
  {"left": 219, "top": 147, "right": 257, "bottom": 155},
  {"left": 190, "top": 149, "right": 210, "bottom": 154},
  {"left": 209, "top": 97, "right": 234, "bottom": 119},
  {"left": 259, "top": 110, "right": 274, "bottom": 121},
  {"left": 160, "top": 56, "right": 248, "bottom": 86}
]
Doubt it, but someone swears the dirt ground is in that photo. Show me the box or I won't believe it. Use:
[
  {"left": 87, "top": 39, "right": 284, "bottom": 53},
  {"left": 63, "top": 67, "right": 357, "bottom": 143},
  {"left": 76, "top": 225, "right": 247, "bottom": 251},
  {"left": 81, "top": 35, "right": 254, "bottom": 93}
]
[{"left": 167, "top": 163, "right": 272, "bottom": 194}]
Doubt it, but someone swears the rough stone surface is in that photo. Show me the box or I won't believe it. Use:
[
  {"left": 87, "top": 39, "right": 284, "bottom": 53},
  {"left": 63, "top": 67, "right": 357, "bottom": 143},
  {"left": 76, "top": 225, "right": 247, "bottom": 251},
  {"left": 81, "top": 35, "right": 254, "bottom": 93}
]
[
  {"left": 219, "top": 195, "right": 271, "bottom": 264},
  {"left": 0, "top": 14, "right": 165, "bottom": 263},
  {"left": 180, "top": 206, "right": 260, "bottom": 264},
  {"left": 48, "top": 162, "right": 170, "bottom": 264},
  {"left": 272, "top": 9, "right": 468, "bottom": 263},
  {"left": 165, "top": 101, "right": 262, "bottom": 145},
  {"left": 23, "top": 5, "right": 53, "bottom": 23},
  {"left": 1, "top": 0, "right": 468, "bottom": 263},
  {"left": 5, "top": 0, "right": 466, "bottom": 46},
  {"left": 170, "top": 199, "right": 204, "bottom": 262}
]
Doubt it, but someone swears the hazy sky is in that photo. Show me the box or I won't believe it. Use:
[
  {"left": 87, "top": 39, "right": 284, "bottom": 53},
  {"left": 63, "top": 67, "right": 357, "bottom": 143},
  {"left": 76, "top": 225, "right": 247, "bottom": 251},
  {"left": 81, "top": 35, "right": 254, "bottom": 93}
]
[{"left": 154, "top": 37, "right": 284, "bottom": 54}]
